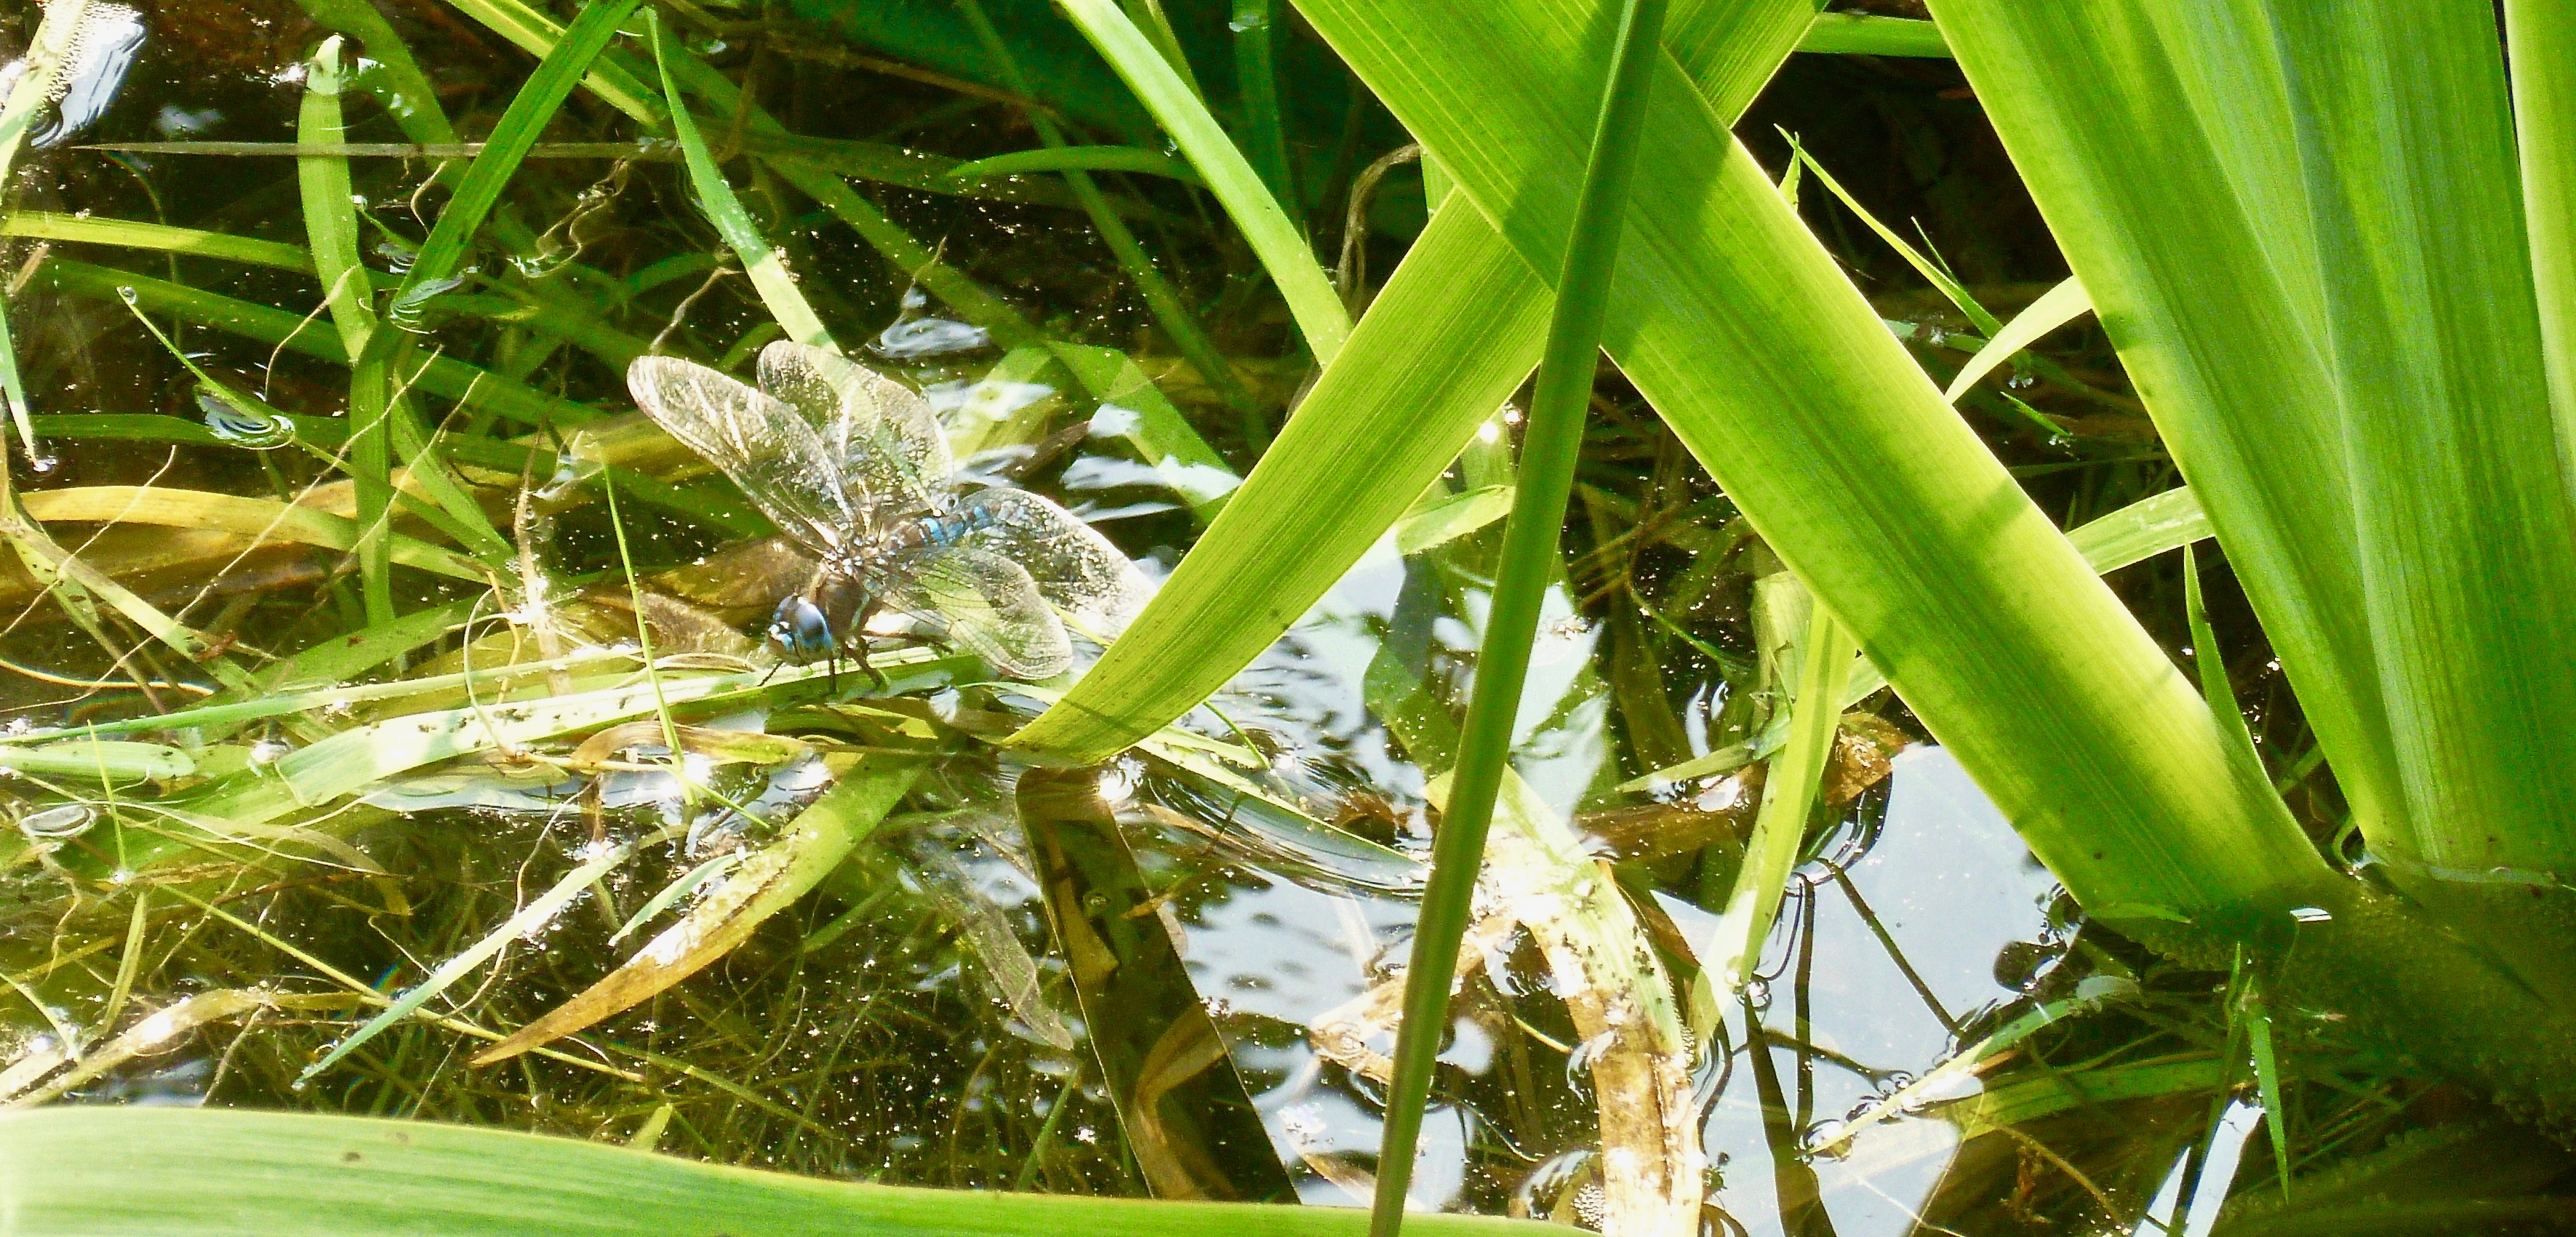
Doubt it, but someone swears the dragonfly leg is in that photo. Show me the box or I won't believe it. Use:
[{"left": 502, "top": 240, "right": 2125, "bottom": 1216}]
[{"left": 850, "top": 634, "right": 891, "bottom": 694}]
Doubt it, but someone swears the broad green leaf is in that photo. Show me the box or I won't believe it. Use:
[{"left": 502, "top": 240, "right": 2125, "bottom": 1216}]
[
  {"left": 1055, "top": 0, "right": 1351, "bottom": 362},
  {"left": 1935, "top": 0, "right": 2576, "bottom": 877},
  {"left": 1291, "top": 0, "right": 2331, "bottom": 916},
  {"left": 0, "top": 1108, "right": 1540, "bottom": 1237},
  {"left": 2248, "top": 1, "right": 2576, "bottom": 873},
  {"left": 1012, "top": 0, "right": 1817, "bottom": 764},
  {"left": 1795, "top": 13, "right": 1948, "bottom": 57},
  {"left": 2509, "top": 0, "right": 2576, "bottom": 460}
]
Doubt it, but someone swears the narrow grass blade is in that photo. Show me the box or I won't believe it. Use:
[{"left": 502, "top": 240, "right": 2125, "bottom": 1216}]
[
  {"left": 474, "top": 758, "right": 924, "bottom": 1064},
  {"left": 294, "top": 0, "right": 460, "bottom": 144},
  {"left": 1708, "top": 596, "right": 1854, "bottom": 986},
  {"left": 300, "top": 837, "right": 637, "bottom": 1082},
  {"left": 1, "top": 211, "right": 318, "bottom": 274},
  {"left": 34, "top": 260, "right": 594, "bottom": 426},
  {"left": 649, "top": 10, "right": 835, "bottom": 351},
  {"left": 2184, "top": 543, "right": 2257, "bottom": 759},
  {"left": 1943, "top": 274, "right": 2089, "bottom": 403},
  {"left": 398, "top": 0, "right": 642, "bottom": 311},
  {"left": 2243, "top": 979, "right": 2293, "bottom": 1197},
  {"left": 607, "top": 852, "right": 743, "bottom": 946},
  {"left": 2506, "top": 0, "right": 2576, "bottom": 484},
  {"left": 0, "top": 1108, "right": 1542, "bottom": 1237},
  {"left": 0, "top": 510, "right": 260, "bottom": 694},
  {"left": 1056, "top": 0, "right": 1351, "bottom": 363},
  {"left": 947, "top": 144, "right": 1202, "bottom": 185},
  {"left": 425, "top": 1, "right": 1049, "bottom": 365},
  {"left": 439, "top": 0, "right": 666, "bottom": 127},
  {"left": 297, "top": 37, "right": 396, "bottom": 624},
  {"left": 1809, "top": 976, "right": 2141, "bottom": 1156},
  {"left": 1792, "top": 145, "right": 2001, "bottom": 334},
  {"left": 0, "top": 0, "right": 111, "bottom": 470},
  {"left": 1370, "top": 1, "right": 1667, "bottom": 1230}
]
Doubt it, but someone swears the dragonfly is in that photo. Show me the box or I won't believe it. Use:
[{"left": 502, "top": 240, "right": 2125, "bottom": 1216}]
[{"left": 626, "top": 342, "right": 1149, "bottom": 683}]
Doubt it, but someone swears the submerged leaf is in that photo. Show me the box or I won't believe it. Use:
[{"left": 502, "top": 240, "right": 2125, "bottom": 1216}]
[{"left": 472, "top": 758, "right": 924, "bottom": 1064}]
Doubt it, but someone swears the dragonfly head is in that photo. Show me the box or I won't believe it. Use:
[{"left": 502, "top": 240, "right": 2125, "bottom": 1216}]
[
  {"left": 766, "top": 577, "right": 874, "bottom": 666},
  {"left": 766, "top": 594, "right": 839, "bottom": 665}
]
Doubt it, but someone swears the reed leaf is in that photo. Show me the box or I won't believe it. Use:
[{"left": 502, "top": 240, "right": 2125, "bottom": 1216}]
[
  {"left": 1929, "top": 0, "right": 2576, "bottom": 909},
  {"left": 1368, "top": 0, "right": 1667, "bottom": 1229},
  {"left": 0, "top": 1108, "right": 1541, "bottom": 1237},
  {"left": 1796, "top": 12, "right": 1948, "bottom": 57}
]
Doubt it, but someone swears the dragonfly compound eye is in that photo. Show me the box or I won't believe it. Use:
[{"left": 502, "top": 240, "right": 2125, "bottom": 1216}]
[{"left": 767, "top": 596, "right": 838, "bottom": 664}]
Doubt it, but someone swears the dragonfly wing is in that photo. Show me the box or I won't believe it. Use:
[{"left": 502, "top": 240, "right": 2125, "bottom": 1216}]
[
  {"left": 758, "top": 342, "right": 952, "bottom": 521},
  {"left": 628, "top": 356, "right": 853, "bottom": 553},
  {"left": 952, "top": 488, "right": 1153, "bottom": 638},
  {"left": 879, "top": 545, "right": 1072, "bottom": 681}
]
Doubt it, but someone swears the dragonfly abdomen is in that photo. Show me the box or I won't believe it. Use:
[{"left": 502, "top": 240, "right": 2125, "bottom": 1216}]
[{"left": 870, "top": 503, "right": 1009, "bottom": 561}]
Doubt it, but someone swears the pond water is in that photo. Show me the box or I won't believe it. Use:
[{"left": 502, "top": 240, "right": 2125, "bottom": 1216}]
[{"left": 0, "top": 4, "right": 2566, "bottom": 1236}]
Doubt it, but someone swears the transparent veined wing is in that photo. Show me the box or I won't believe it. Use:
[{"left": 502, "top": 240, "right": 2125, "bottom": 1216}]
[
  {"left": 627, "top": 356, "right": 853, "bottom": 554},
  {"left": 757, "top": 342, "right": 952, "bottom": 526},
  {"left": 878, "top": 545, "right": 1072, "bottom": 681},
  {"left": 911, "top": 843, "right": 1077, "bottom": 1049},
  {"left": 951, "top": 487, "right": 1153, "bottom": 638}
]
